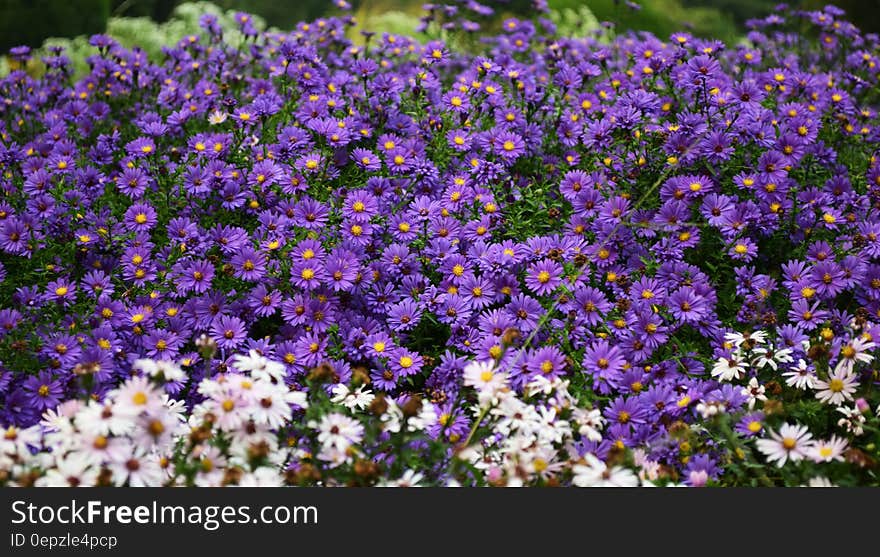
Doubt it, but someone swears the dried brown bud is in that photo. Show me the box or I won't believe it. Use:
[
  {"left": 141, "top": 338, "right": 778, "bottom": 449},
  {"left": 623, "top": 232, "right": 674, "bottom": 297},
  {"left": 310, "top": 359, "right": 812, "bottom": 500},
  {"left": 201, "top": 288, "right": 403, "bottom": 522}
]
[
  {"left": 351, "top": 366, "right": 370, "bottom": 387},
  {"left": 844, "top": 448, "right": 877, "bottom": 469},
  {"left": 307, "top": 362, "right": 338, "bottom": 384},
  {"left": 221, "top": 466, "right": 244, "bottom": 486},
  {"left": 369, "top": 394, "right": 389, "bottom": 416},
  {"left": 401, "top": 394, "right": 423, "bottom": 418},
  {"left": 807, "top": 344, "right": 828, "bottom": 361},
  {"left": 762, "top": 399, "right": 784, "bottom": 416},
  {"left": 501, "top": 327, "right": 521, "bottom": 346},
  {"left": 429, "top": 388, "right": 447, "bottom": 404},
  {"left": 247, "top": 441, "right": 271, "bottom": 461},
  {"left": 353, "top": 459, "right": 380, "bottom": 480}
]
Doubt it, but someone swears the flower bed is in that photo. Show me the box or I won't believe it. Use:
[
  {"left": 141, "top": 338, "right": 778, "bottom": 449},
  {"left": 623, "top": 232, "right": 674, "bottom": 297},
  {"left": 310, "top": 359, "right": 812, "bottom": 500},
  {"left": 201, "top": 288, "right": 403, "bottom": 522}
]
[{"left": 1, "top": 2, "right": 880, "bottom": 487}]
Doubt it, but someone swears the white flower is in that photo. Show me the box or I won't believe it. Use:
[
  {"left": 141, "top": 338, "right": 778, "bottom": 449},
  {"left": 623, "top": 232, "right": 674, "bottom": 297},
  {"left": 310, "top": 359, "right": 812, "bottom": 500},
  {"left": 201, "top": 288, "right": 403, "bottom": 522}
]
[
  {"left": 133, "top": 358, "right": 184, "bottom": 382},
  {"left": 804, "top": 476, "right": 837, "bottom": 488},
  {"left": 572, "top": 454, "right": 638, "bottom": 487},
  {"left": 75, "top": 401, "right": 134, "bottom": 437},
  {"left": 208, "top": 109, "right": 228, "bottom": 125},
  {"left": 571, "top": 407, "right": 604, "bottom": 442},
  {"left": 407, "top": 401, "right": 438, "bottom": 433},
  {"left": 315, "top": 413, "right": 364, "bottom": 451},
  {"left": 464, "top": 360, "right": 509, "bottom": 404},
  {"left": 724, "top": 330, "right": 767, "bottom": 348},
  {"left": 755, "top": 423, "right": 814, "bottom": 467},
  {"left": 836, "top": 405, "right": 866, "bottom": 436},
  {"left": 711, "top": 355, "right": 747, "bottom": 382},
  {"left": 112, "top": 376, "right": 165, "bottom": 417},
  {"left": 740, "top": 377, "right": 767, "bottom": 410},
  {"left": 751, "top": 345, "right": 793, "bottom": 371},
  {"left": 0, "top": 425, "right": 42, "bottom": 458},
  {"left": 331, "top": 384, "right": 374, "bottom": 411},
  {"left": 35, "top": 453, "right": 97, "bottom": 487},
  {"left": 808, "top": 436, "right": 848, "bottom": 463},
  {"left": 232, "top": 350, "right": 286, "bottom": 382},
  {"left": 237, "top": 467, "right": 284, "bottom": 487},
  {"left": 696, "top": 400, "right": 726, "bottom": 419},
  {"left": 378, "top": 469, "right": 424, "bottom": 487},
  {"left": 249, "top": 384, "right": 299, "bottom": 429},
  {"left": 107, "top": 445, "right": 166, "bottom": 487},
  {"left": 813, "top": 368, "right": 858, "bottom": 406},
  {"left": 833, "top": 337, "right": 875, "bottom": 375},
  {"left": 782, "top": 359, "right": 816, "bottom": 390}
]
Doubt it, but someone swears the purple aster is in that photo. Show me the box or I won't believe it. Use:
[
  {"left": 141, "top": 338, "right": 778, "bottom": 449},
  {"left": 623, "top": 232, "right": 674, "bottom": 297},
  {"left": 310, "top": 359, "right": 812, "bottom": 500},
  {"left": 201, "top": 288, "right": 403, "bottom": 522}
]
[
  {"left": 668, "top": 287, "right": 707, "bottom": 323},
  {"left": 123, "top": 202, "right": 158, "bottom": 232},
  {"left": 22, "top": 371, "right": 64, "bottom": 412},
  {"left": 525, "top": 258, "right": 563, "bottom": 296},
  {"left": 231, "top": 247, "right": 267, "bottom": 281},
  {"left": 390, "top": 349, "right": 424, "bottom": 377},
  {"left": 388, "top": 299, "right": 422, "bottom": 332},
  {"left": 211, "top": 315, "right": 248, "bottom": 351},
  {"left": 173, "top": 259, "right": 214, "bottom": 294},
  {"left": 604, "top": 396, "right": 647, "bottom": 426},
  {"left": 525, "top": 345, "right": 567, "bottom": 380},
  {"left": 582, "top": 339, "right": 626, "bottom": 382}
]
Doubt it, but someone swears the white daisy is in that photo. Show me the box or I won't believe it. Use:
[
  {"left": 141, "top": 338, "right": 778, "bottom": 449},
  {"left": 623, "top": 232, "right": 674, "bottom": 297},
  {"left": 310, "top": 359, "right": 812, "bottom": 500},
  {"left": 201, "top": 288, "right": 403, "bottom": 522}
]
[
  {"left": 836, "top": 405, "right": 866, "bottom": 436},
  {"left": 751, "top": 345, "right": 793, "bottom": 371},
  {"left": 330, "top": 384, "right": 375, "bottom": 411},
  {"left": 112, "top": 376, "right": 165, "bottom": 417},
  {"left": 75, "top": 401, "right": 135, "bottom": 437},
  {"left": 133, "top": 358, "right": 184, "bottom": 382},
  {"left": 808, "top": 435, "right": 848, "bottom": 463},
  {"left": 238, "top": 467, "right": 284, "bottom": 487},
  {"left": 740, "top": 377, "right": 767, "bottom": 410},
  {"left": 208, "top": 109, "right": 228, "bottom": 125},
  {"left": 378, "top": 469, "right": 424, "bottom": 487},
  {"left": 464, "top": 360, "right": 509, "bottom": 404},
  {"left": 572, "top": 454, "right": 638, "bottom": 487},
  {"left": 315, "top": 413, "right": 364, "bottom": 451},
  {"left": 571, "top": 407, "right": 604, "bottom": 442},
  {"left": 232, "top": 349, "right": 286, "bottom": 382},
  {"left": 711, "top": 354, "right": 748, "bottom": 382},
  {"left": 724, "top": 330, "right": 767, "bottom": 348},
  {"left": 813, "top": 368, "right": 858, "bottom": 406},
  {"left": 833, "top": 337, "right": 875, "bottom": 375},
  {"left": 804, "top": 476, "right": 837, "bottom": 488},
  {"left": 755, "top": 423, "right": 814, "bottom": 467},
  {"left": 108, "top": 445, "right": 166, "bottom": 487},
  {"left": 35, "top": 453, "right": 96, "bottom": 487},
  {"left": 782, "top": 359, "right": 816, "bottom": 390}
]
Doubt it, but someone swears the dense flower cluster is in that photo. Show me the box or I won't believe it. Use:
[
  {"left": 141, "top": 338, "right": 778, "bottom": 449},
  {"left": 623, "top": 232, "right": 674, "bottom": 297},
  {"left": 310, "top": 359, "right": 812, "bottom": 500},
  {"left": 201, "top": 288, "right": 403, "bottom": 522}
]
[{"left": 2, "top": 1, "right": 880, "bottom": 486}]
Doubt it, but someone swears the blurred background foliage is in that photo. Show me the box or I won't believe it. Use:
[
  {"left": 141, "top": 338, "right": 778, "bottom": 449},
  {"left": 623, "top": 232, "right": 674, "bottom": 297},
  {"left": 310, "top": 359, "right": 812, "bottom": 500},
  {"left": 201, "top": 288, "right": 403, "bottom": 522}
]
[{"left": 2, "top": 0, "right": 880, "bottom": 65}]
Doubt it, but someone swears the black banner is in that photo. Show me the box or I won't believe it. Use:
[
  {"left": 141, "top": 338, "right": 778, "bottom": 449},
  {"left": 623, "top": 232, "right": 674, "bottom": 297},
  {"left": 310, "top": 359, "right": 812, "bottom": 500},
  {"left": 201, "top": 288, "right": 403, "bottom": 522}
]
[{"left": 0, "top": 488, "right": 875, "bottom": 554}]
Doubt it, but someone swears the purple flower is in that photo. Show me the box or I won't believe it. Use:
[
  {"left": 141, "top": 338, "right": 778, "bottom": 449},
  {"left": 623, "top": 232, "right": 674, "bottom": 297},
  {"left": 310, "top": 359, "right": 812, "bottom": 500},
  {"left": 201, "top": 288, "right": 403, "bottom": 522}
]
[
  {"left": 174, "top": 259, "right": 215, "bottom": 294},
  {"left": 211, "top": 315, "right": 248, "bottom": 350},
  {"left": 22, "top": 372, "right": 64, "bottom": 412},
  {"left": 525, "top": 258, "right": 562, "bottom": 296}
]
